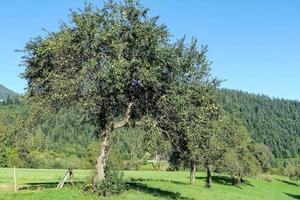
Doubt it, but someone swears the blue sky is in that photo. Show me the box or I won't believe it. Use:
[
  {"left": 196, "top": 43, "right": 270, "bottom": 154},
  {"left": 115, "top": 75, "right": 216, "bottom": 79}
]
[{"left": 0, "top": 1, "right": 300, "bottom": 100}]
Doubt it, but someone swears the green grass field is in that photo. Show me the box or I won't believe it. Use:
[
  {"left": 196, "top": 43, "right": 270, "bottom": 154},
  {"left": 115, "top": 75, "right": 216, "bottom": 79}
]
[{"left": 0, "top": 168, "right": 299, "bottom": 200}]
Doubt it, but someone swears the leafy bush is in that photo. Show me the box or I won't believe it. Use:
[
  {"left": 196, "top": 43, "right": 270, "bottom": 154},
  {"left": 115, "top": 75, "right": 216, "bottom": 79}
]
[
  {"left": 92, "top": 160, "right": 125, "bottom": 196},
  {"left": 259, "top": 174, "right": 273, "bottom": 182},
  {"left": 285, "top": 164, "right": 300, "bottom": 181}
]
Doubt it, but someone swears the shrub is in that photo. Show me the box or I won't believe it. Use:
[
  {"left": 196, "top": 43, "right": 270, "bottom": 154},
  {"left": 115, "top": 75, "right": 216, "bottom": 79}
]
[
  {"left": 285, "top": 164, "right": 300, "bottom": 181},
  {"left": 259, "top": 174, "right": 273, "bottom": 182},
  {"left": 92, "top": 160, "right": 125, "bottom": 196}
]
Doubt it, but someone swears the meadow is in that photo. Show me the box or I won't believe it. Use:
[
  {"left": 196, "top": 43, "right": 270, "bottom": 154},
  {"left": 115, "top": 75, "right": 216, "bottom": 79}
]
[{"left": 0, "top": 168, "right": 299, "bottom": 200}]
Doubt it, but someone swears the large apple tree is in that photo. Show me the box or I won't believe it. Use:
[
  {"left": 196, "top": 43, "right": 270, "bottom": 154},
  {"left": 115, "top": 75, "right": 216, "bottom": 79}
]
[{"left": 22, "top": 0, "right": 218, "bottom": 185}]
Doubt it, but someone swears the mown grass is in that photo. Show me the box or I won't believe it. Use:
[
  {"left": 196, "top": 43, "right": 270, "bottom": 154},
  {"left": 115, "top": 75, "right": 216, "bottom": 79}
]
[{"left": 0, "top": 168, "right": 299, "bottom": 200}]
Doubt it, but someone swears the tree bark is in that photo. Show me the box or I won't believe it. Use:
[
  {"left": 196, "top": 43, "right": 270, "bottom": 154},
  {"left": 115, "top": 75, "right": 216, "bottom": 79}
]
[
  {"left": 190, "top": 161, "right": 196, "bottom": 184},
  {"left": 232, "top": 177, "right": 240, "bottom": 185},
  {"left": 206, "top": 165, "right": 212, "bottom": 188},
  {"left": 240, "top": 176, "right": 244, "bottom": 183},
  {"left": 93, "top": 102, "right": 133, "bottom": 184},
  {"left": 93, "top": 129, "right": 110, "bottom": 183}
]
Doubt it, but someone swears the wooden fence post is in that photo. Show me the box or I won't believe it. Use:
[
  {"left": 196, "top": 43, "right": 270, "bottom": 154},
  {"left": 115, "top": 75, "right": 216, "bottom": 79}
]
[{"left": 13, "top": 166, "right": 17, "bottom": 193}]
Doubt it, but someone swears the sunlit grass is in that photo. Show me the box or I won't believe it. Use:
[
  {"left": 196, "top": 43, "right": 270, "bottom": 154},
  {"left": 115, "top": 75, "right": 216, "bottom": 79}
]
[{"left": 0, "top": 168, "right": 299, "bottom": 200}]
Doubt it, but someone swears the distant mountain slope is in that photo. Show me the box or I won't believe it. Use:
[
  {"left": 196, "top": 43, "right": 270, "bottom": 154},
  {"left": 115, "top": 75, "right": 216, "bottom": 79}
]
[
  {"left": 0, "top": 84, "right": 18, "bottom": 101},
  {"left": 219, "top": 89, "right": 300, "bottom": 159}
]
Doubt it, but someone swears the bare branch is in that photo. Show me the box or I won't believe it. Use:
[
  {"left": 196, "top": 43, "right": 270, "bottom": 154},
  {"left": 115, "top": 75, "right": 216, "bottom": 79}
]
[{"left": 113, "top": 102, "right": 133, "bottom": 129}]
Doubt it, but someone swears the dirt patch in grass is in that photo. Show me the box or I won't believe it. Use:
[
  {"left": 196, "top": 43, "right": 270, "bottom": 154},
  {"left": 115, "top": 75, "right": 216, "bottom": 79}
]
[{"left": 0, "top": 184, "right": 13, "bottom": 191}]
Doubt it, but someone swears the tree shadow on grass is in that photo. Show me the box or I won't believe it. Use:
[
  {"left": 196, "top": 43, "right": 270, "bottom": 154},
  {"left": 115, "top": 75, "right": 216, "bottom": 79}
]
[
  {"left": 196, "top": 175, "right": 254, "bottom": 188},
  {"left": 127, "top": 182, "right": 194, "bottom": 200},
  {"left": 19, "top": 181, "right": 84, "bottom": 190},
  {"left": 285, "top": 193, "right": 300, "bottom": 200},
  {"left": 240, "top": 180, "right": 254, "bottom": 187},
  {"left": 129, "top": 178, "right": 189, "bottom": 185},
  {"left": 276, "top": 179, "right": 299, "bottom": 187}
]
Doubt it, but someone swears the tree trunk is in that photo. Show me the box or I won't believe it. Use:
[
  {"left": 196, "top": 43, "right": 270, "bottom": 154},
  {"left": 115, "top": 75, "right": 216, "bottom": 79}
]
[
  {"left": 232, "top": 177, "right": 238, "bottom": 185},
  {"left": 206, "top": 165, "right": 212, "bottom": 188},
  {"left": 190, "top": 161, "right": 196, "bottom": 184},
  {"left": 93, "top": 102, "right": 133, "bottom": 184},
  {"left": 240, "top": 176, "right": 244, "bottom": 183},
  {"left": 232, "top": 176, "right": 241, "bottom": 186},
  {"left": 93, "top": 129, "right": 110, "bottom": 183}
]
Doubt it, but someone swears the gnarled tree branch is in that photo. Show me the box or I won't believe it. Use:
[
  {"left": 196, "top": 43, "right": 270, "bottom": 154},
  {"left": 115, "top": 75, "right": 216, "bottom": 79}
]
[{"left": 113, "top": 102, "right": 133, "bottom": 129}]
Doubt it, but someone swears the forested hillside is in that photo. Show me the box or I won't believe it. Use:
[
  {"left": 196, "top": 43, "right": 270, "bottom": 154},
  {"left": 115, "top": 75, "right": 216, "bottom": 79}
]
[
  {"left": 0, "top": 84, "right": 18, "bottom": 101},
  {"left": 1, "top": 88, "right": 299, "bottom": 171},
  {"left": 219, "top": 89, "right": 300, "bottom": 159},
  {"left": 0, "top": 101, "right": 153, "bottom": 170},
  {"left": 0, "top": 102, "right": 96, "bottom": 169}
]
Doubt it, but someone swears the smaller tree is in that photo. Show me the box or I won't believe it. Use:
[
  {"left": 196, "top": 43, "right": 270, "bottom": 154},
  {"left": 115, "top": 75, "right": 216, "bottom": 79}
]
[
  {"left": 285, "top": 164, "right": 300, "bottom": 182},
  {"left": 221, "top": 148, "right": 260, "bottom": 185},
  {"left": 250, "top": 143, "right": 272, "bottom": 172},
  {"left": 216, "top": 114, "right": 270, "bottom": 185},
  {"left": 157, "top": 82, "right": 220, "bottom": 185}
]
